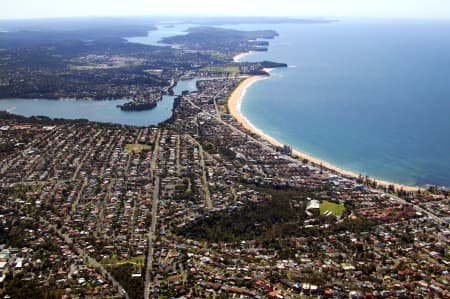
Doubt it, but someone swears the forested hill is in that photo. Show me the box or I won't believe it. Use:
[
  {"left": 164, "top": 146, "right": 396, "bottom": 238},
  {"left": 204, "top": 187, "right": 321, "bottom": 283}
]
[{"left": 161, "top": 26, "right": 278, "bottom": 53}]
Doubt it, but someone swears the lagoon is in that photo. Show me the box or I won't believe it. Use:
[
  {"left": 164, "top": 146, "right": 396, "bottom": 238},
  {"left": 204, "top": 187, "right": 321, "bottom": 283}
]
[
  {"left": 0, "top": 79, "right": 197, "bottom": 127},
  {"left": 3, "top": 20, "right": 450, "bottom": 187}
]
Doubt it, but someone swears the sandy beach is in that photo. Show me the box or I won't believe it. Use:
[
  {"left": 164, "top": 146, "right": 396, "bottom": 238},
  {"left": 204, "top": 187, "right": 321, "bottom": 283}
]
[
  {"left": 228, "top": 74, "right": 419, "bottom": 192},
  {"left": 233, "top": 51, "right": 255, "bottom": 62}
]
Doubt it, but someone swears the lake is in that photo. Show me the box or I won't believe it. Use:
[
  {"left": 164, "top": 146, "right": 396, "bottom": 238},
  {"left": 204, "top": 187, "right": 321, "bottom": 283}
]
[{"left": 0, "top": 78, "right": 197, "bottom": 127}]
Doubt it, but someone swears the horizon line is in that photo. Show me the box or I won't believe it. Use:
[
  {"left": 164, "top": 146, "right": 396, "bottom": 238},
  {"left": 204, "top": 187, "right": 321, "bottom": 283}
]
[{"left": 1, "top": 14, "right": 449, "bottom": 22}]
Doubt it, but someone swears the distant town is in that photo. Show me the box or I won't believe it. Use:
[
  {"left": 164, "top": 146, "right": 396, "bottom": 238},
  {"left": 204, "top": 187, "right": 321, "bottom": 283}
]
[
  {"left": 0, "top": 17, "right": 449, "bottom": 299},
  {"left": 0, "top": 24, "right": 284, "bottom": 112}
]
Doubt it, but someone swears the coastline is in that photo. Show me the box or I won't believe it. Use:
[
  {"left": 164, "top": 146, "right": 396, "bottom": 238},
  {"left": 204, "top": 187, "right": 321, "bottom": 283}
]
[
  {"left": 233, "top": 51, "right": 255, "bottom": 62},
  {"left": 228, "top": 74, "right": 419, "bottom": 192}
]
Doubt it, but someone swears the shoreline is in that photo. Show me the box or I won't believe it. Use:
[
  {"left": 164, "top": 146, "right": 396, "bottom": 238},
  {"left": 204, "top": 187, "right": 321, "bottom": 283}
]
[
  {"left": 227, "top": 74, "right": 420, "bottom": 192},
  {"left": 233, "top": 51, "right": 255, "bottom": 62}
]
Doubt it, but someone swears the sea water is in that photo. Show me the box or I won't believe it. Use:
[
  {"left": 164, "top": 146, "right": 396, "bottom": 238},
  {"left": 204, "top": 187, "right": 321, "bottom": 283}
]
[
  {"left": 231, "top": 19, "right": 450, "bottom": 187},
  {"left": 3, "top": 20, "right": 450, "bottom": 186}
]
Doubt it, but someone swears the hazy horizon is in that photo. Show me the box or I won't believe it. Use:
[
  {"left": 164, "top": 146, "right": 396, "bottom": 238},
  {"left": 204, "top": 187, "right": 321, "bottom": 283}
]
[{"left": 2, "top": 0, "right": 450, "bottom": 21}]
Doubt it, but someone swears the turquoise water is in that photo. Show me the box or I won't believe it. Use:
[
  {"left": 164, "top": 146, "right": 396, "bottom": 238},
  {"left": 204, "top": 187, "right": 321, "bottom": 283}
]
[
  {"left": 0, "top": 79, "right": 197, "bottom": 127},
  {"left": 230, "top": 20, "right": 450, "bottom": 187}
]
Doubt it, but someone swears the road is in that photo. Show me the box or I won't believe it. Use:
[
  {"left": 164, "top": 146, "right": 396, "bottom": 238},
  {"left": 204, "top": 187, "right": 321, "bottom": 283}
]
[
  {"left": 176, "top": 135, "right": 182, "bottom": 176},
  {"left": 185, "top": 134, "right": 212, "bottom": 209},
  {"left": 1, "top": 128, "right": 57, "bottom": 175},
  {"left": 369, "top": 187, "right": 446, "bottom": 226},
  {"left": 150, "top": 130, "right": 160, "bottom": 178},
  {"left": 198, "top": 142, "right": 212, "bottom": 209},
  {"left": 144, "top": 176, "right": 160, "bottom": 299},
  {"left": 41, "top": 217, "right": 130, "bottom": 299},
  {"left": 212, "top": 86, "right": 228, "bottom": 118},
  {"left": 186, "top": 97, "right": 286, "bottom": 160},
  {"left": 71, "top": 177, "right": 88, "bottom": 214},
  {"left": 185, "top": 94, "right": 447, "bottom": 226},
  {"left": 144, "top": 129, "right": 161, "bottom": 299},
  {"left": 72, "top": 147, "right": 93, "bottom": 181}
]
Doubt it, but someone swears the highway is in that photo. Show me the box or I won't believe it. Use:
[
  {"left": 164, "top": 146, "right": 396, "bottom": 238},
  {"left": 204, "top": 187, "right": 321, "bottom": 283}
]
[
  {"left": 186, "top": 134, "right": 212, "bottom": 209},
  {"left": 185, "top": 94, "right": 447, "bottom": 227}
]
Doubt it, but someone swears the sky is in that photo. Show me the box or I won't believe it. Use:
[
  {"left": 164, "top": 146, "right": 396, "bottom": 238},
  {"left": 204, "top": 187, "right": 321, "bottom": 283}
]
[{"left": 1, "top": 0, "right": 450, "bottom": 20}]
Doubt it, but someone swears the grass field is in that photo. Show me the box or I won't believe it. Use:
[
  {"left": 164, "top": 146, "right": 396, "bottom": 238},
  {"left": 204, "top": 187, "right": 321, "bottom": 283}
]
[
  {"left": 201, "top": 66, "right": 240, "bottom": 74},
  {"left": 125, "top": 143, "right": 151, "bottom": 153},
  {"left": 103, "top": 254, "right": 145, "bottom": 265},
  {"left": 116, "top": 255, "right": 145, "bottom": 265},
  {"left": 320, "top": 200, "right": 346, "bottom": 217}
]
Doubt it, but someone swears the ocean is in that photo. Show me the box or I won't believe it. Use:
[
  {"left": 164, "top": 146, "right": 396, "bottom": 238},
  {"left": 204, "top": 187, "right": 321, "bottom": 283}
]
[
  {"left": 230, "top": 19, "right": 450, "bottom": 187},
  {"left": 2, "top": 19, "right": 449, "bottom": 187}
]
